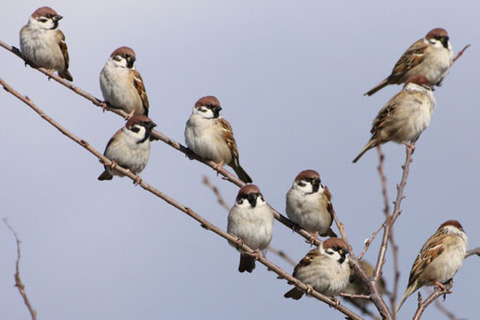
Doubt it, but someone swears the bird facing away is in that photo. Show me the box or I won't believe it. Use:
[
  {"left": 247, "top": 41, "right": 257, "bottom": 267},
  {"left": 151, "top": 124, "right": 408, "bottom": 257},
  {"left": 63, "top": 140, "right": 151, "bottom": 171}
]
[
  {"left": 395, "top": 220, "right": 467, "bottom": 315},
  {"left": 353, "top": 75, "right": 435, "bottom": 163},
  {"left": 365, "top": 28, "right": 453, "bottom": 96}
]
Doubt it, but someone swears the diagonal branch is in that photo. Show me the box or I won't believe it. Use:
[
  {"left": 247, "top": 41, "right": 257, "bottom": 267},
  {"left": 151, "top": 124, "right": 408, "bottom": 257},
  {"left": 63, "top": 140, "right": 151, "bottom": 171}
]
[
  {"left": 3, "top": 219, "right": 37, "bottom": 320},
  {"left": 0, "top": 76, "right": 363, "bottom": 320},
  {"left": 452, "top": 44, "right": 471, "bottom": 64},
  {"left": 0, "top": 39, "right": 328, "bottom": 249}
]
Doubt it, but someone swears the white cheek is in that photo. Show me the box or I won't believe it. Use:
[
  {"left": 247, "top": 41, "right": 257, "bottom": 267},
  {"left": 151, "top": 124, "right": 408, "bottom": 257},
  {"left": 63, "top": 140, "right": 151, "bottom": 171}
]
[
  {"left": 112, "top": 58, "right": 128, "bottom": 68},
  {"left": 236, "top": 200, "right": 252, "bottom": 209},
  {"left": 195, "top": 108, "right": 215, "bottom": 119},
  {"left": 294, "top": 182, "right": 313, "bottom": 193},
  {"left": 125, "top": 127, "right": 147, "bottom": 140}
]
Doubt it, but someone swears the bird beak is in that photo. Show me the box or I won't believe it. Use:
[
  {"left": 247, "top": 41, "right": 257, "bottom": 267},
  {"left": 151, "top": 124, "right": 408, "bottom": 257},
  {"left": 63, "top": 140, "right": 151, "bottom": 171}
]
[
  {"left": 212, "top": 105, "right": 222, "bottom": 118},
  {"left": 126, "top": 56, "right": 136, "bottom": 68},
  {"left": 53, "top": 15, "right": 63, "bottom": 22},
  {"left": 247, "top": 193, "right": 257, "bottom": 207}
]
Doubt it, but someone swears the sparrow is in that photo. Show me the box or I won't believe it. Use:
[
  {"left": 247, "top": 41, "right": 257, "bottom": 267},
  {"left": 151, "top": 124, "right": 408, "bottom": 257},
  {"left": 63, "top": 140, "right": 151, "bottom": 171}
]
[
  {"left": 286, "top": 169, "right": 337, "bottom": 242},
  {"left": 353, "top": 75, "right": 435, "bottom": 163},
  {"left": 19, "top": 6, "right": 73, "bottom": 81},
  {"left": 395, "top": 220, "right": 467, "bottom": 314},
  {"left": 343, "top": 260, "right": 388, "bottom": 312},
  {"left": 185, "top": 96, "right": 252, "bottom": 183},
  {"left": 98, "top": 115, "right": 156, "bottom": 181},
  {"left": 100, "top": 46, "right": 149, "bottom": 118},
  {"left": 284, "top": 238, "right": 350, "bottom": 300},
  {"left": 227, "top": 184, "right": 274, "bottom": 273},
  {"left": 365, "top": 28, "right": 453, "bottom": 96}
]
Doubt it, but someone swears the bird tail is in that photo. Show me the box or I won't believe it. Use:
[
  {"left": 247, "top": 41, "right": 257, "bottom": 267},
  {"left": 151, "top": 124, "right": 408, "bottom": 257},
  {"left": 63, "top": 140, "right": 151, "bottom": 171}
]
[
  {"left": 284, "top": 287, "right": 304, "bottom": 300},
  {"left": 395, "top": 285, "right": 416, "bottom": 315},
  {"left": 232, "top": 164, "right": 253, "bottom": 183},
  {"left": 239, "top": 253, "right": 255, "bottom": 273},
  {"left": 59, "top": 69, "right": 73, "bottom": 81},
  {"left": 98, "top": 170, "right": 113, "bottom": 181},
  {"left": 364, "top": 78, "right": 388, "bottom": 96},
  {"left": 320, "top": 228, "right": 337, "bottom": 237},
  {"left": 352, "top": 139, "right": 377, "bottom": 163}
]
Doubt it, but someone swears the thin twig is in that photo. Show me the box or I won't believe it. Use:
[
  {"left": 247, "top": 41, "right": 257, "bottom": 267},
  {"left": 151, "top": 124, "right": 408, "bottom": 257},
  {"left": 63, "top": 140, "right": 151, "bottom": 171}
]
[
  {"left": 412, "top": 281, "right": 453, "bottom": 320},
  {"left": 357, "top": 222, "right": 384, "bottom": 260},
  {"left": 452, "top": 44, "right": 471, "bottom": 63},
  {"left": 0, "top": 77, "right": 363, "bottom": 320},
  {"left": 3, "top": 219, "right": 37, "bottom": 320},
  {"left": 465, "top": 247, "right": 480, "bottom": 258},
  {"left": 202, "top": 175, "right": 231, "bottom": 211}
]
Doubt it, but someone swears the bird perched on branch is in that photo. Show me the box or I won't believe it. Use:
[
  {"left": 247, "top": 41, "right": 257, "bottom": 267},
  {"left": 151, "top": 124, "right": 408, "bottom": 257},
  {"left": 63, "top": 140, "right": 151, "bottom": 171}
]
[
  {"left": 286, "top": 169, "right": 337, "bottom": 243},
  {"left": 98, "top": 116, "right": 156, "bottom": 181},
  {"left": 227, "top": 185, "right": 274, "bottom": 273},
  {"left": 395, "top": 220, "right": 467, "bottom": 314},
  {"left": 185, "top": 96, "right": 252, "bottom": 183},
  {"left": 284, "top": 238, "right": 350, "bottom": 300},
  {"left": 365, "top": 28, "right": 453, "bottom": 96},
  {"left": 20, "top": 6, "right": 73, "bottom": 81},
  {"left": 353, "top": 75, "right": 435, "bottom": 163},
  {"left": 100, "top": 46, "right": 150, "bottom": 119}
]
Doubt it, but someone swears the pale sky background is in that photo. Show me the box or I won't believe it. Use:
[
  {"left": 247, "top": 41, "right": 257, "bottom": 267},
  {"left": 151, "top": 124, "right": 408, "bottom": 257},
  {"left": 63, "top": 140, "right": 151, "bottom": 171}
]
[{"left": 1, "top": 1, "right": 479, "bottom": 319}]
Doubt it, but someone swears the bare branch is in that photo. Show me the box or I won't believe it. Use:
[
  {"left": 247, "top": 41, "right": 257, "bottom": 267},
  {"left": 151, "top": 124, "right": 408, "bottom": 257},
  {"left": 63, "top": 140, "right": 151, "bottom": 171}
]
[
  {"left": 0, "top": 77, "right": 363, "bottom": 320},
  {"left": 465, "top": 247, "right": 480, "bottom": 258},
  {"left": 358, "top": 222, "right": 384, "bottom": 260},
  {"left": 0, "top": 39, "right": 325, "bottom": 248},
  {"left": 453, "top": 44, "right": 471, "bottom": 63},
  {"left": 202, "top": 175, "right": 231, "bottom": 211},
  {"left": 3, "top": 219, "right": 37, "bottom": 320},
  {"left": 412, "top": 281, "right": 454, "bottom": 320}
]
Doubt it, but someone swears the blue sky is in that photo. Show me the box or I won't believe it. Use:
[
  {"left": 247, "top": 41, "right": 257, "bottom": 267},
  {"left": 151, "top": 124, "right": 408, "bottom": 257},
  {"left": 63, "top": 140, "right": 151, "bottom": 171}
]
[{"left": 1, "top": 1, "right": 479, "bottom": 319}]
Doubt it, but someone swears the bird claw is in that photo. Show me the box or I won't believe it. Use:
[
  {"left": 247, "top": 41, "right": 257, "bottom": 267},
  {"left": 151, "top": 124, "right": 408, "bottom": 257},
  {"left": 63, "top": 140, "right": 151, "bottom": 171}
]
[
  {"left": 109, "top": 161, "right": 118, "bottom": 170},
  {"left": 213, "top": 160, "right": 224, "bottom": 171},
  {"left": 305, "top": 284, "right": 313, "bottom": 296},
  {"left": 133, "top": 175, "right": 142, "bottom": 185},
  {"left": 124, "top": 110, "right": 135, "bottom": 120},
  {"left": 401, "top": 140, "right": 416, "bottom": 152},
  {"left": 101, "top": 101, "right": 109, "bottom": 113},
  {"left": 308, "top": 232, "right": 319, "bottom": 245},
  {"left": 330, "top": 296, "right": 341, "bottom": 308},
  {"left": 251, "top": 250, "right": 261, "bottom": 260}
]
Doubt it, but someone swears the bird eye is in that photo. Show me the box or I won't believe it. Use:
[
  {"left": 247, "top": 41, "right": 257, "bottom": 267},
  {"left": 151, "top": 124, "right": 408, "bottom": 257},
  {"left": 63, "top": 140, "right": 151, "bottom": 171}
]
[
  {"left": 326, "top": 249, "right": 334, "bottom": 255},
  {"left": 200, "top": 107, "right": 208, "bottom": 113},
  {"left": 130, "top": 127, "right": 140, "bottom": 133},
  {"left": 38, "top": 18, "right": 48, "bottom": 23},
  {"left": 298, "top": 181, "right": 306, "bottom": 187}
]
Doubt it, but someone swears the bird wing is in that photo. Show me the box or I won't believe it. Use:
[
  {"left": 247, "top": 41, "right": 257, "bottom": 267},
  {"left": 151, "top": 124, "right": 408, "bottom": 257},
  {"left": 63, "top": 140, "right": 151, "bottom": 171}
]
[
  {"left": 132, "top": 70, "right": 150, "bottom": 116},
  {"left": 389, "top": 38, "right": 428, "bottom": 82}
]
